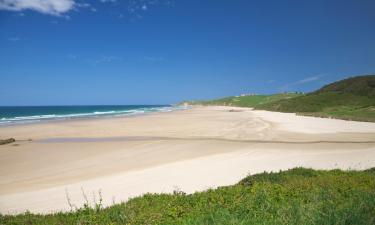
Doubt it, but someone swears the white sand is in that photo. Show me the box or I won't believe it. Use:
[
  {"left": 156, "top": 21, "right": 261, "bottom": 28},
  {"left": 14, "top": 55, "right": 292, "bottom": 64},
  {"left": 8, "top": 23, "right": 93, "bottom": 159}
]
[
  {"left": 251, "top": 109, "right": 375, "bottom": 134},
  {"left": 0, "top": 106, "right": 374, "bottom": 214}
]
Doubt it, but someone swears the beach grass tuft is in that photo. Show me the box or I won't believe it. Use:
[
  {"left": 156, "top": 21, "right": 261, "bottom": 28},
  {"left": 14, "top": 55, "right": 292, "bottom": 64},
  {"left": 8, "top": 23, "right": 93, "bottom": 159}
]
[
  {"left": 1, "top": 167, "right": 375, "bottom": 225},
  {"left": 0, "top": 138, "right": 15, "bottom": 145}
]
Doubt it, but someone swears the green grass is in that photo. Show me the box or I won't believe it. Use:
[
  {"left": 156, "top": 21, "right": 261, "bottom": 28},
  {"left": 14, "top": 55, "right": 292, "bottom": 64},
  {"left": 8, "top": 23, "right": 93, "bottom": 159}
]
[
  {"left": 188, "top": 93, "right": 302, "bottom": 108},
  {"left": 185, "top": 75, "right": 375, "bottom": 122},
  {"left": 256, "top": 92, "right": 375, "bottom": 122},
  {"left": 314, "top": 75, "right": 375, "bottom": 97},
  {"left": 2, "top": 168, "right": 375, "bottom": 225}
]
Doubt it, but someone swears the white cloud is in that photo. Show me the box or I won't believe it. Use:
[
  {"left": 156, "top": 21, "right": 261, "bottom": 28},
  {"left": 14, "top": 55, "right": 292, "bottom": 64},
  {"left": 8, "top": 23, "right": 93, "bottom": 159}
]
[
  {"left": 100, "top": 0, "right": 116, "bottom": 3},
  {"left": 67, "top": 55, "right": 122, "bottom": 64},
  {"left": 127, "top": 0, "right": 173, "bottom": 20},
  {"left": 0, "top": 0, "right": 173, "bottom": 18},
  {"left": 85, "top": 56, "right": 122, "bottom": 64},
  {"left": 280, "top": 74, "right": 324, "bottom": 90},
  {"left": 293, "top": 76, "right": 321, "bottom": 85},
  {"left": 0, "top": 0, "right": 75, "bottom": 15},
  {"left": 95, "top": 56, "right": 122, "bottom": 63}
]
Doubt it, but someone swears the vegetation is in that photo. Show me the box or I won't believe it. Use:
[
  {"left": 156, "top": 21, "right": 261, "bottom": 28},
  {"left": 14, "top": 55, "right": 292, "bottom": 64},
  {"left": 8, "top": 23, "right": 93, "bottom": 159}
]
[
  {"left": 0, "top": 138, "right": 15, "bottom": 145},
  {"left": 2, "top": 167, "right": 375, "bottom": 225},
  {"left": 186, "top": 93, "right": 302, "bottom": 108},
  {"left": 314, "top": 75, "right": 375, "bottom": 97},
  {"left": 188, "top": 75, "right": 375, "bottom": 122},
  {"left": 257, "top": 92, "right": 375, "bottom": 122},
  {"left": 257, "top": 75, "right": 375, "bottom": 122}
]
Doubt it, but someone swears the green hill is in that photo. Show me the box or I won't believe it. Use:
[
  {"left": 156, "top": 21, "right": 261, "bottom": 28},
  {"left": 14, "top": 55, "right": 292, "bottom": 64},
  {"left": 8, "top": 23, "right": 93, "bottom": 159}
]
[
  {"left": 257, "top": 75, "right": 375, "bottom": 122},
  {"left": 2, "top": 168, "right": 375, "bottom": 225},
  {"left": 187, "top": 93, "right": 302, "bottom": 108},
  {"left": 187, "top": 75, "right": 375, "bottom": 122},
  {"left": 314, "top": 75, "right": 375, "bottom": 96}
]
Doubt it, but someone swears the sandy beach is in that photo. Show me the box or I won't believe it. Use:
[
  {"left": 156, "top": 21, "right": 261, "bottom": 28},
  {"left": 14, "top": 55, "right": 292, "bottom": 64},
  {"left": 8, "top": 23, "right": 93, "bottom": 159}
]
[{"left": 0, "top": 106, "right": 375, "bottom": 214}]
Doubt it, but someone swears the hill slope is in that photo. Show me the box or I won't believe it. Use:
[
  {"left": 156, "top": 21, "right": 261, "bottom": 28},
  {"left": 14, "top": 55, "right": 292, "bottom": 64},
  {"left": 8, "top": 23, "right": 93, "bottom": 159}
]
[
  {"left": 187, "top": 93, "right": 302, "bottom": 108},
  {"left": 314, "top": 75, "right": 375, "bottom": 96},
  {"left": 187, "top": 75, "right": 375, "bottom": 122},
  {"left": 256, "top": 75, "right": 375, "bottom": 122},
  {"left": 2, "top": 168, "right": 375, "bottom": 225}
]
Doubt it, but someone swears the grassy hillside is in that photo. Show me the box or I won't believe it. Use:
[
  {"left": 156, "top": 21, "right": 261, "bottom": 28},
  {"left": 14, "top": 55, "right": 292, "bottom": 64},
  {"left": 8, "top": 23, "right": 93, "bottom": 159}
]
[
  {"left": 257, "top": 92, "right": 375, "bottom": 122},
  {"left": 187, "top": 75, "right": 375, "bottom": 122},
  {"left": 314, "top": 75, "right": 375, "bottom": 96},
  {"left": 187, "top": 93, "right": 302, "bottom": 108},
  {"left": 2, "top": 168, "right": 375, "bottom": 225},
  {"left": 257, "top": 75, "right": 375, "bottom": 122}
]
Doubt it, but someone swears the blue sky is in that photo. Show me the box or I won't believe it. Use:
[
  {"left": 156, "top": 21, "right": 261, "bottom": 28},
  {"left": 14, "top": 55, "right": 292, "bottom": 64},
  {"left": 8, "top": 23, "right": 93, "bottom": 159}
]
[{"left": 0, "top": 0, "right": 374, "bottom": 105}]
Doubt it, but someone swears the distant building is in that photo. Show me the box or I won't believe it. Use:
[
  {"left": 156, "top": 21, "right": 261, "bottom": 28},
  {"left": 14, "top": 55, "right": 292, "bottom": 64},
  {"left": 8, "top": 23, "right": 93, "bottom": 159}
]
[
  {"left": 239, "top": 93, "right": 257, "bottom": 97},
  {"left": 283, "top": 91, "right": 305, "bottom": 94}
]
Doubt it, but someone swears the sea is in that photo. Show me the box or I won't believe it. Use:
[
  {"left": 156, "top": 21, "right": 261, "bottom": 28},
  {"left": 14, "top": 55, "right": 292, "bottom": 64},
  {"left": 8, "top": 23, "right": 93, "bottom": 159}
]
[{"left": 0, "top": 105, "right": 186, "bottom": 126}]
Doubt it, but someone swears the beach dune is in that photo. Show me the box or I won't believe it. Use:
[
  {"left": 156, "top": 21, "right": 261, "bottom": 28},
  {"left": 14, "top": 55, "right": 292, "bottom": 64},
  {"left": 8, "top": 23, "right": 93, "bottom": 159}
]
[{"left": 0, "top": 106, "right": 375, "bottom": 214}]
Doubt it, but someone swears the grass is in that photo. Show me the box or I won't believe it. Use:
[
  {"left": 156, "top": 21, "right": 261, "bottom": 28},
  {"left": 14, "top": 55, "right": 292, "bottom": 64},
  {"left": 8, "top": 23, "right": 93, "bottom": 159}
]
[
  {"left": 2, "top": 167, "right": 375, "bottom": 225},
  {"left": 256, "top": 92, "right": 375, "bottom": 122},
  {"left": 314, "top": 75, "right": 375, "bottom": 97},
  {"left": 0, "top": 138, "right": 15, "bottom": 145},
  {"left": 186, "top": 75, "right": 375, "bottom": 122},
  {"left": 188, "top": 93, "right": 302, "bottom": 108}
]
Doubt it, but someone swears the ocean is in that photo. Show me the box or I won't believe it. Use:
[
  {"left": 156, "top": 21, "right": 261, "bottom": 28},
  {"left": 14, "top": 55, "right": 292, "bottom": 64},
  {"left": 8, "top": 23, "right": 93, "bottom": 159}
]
[{"left": 0, "top": 105, "right": 184, "bottom": 126}]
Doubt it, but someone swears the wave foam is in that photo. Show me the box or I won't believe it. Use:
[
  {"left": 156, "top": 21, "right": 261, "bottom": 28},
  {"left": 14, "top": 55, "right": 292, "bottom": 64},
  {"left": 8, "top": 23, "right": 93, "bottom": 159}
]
[{"left": 0, "top": 106, "right": 188, "bottom": 126}]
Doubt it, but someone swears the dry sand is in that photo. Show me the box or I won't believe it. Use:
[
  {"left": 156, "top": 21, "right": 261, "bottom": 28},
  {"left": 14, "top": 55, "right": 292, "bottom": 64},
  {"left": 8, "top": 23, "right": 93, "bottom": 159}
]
[{"left": 0, "top": 106, "right": 375, "bottom": 214}]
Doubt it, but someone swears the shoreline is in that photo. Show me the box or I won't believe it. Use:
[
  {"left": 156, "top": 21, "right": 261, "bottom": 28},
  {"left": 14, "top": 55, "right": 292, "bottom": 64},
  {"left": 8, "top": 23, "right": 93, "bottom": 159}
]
[
  {"left": 0, "top": 105, "right": 187, "bottom": 128},
  {"left": 0, "top": 106, "right": 375, "bottom": 214}
]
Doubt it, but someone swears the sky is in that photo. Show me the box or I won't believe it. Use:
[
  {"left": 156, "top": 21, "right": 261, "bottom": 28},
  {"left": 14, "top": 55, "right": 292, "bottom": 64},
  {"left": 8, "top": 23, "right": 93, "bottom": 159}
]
[{"left": 0, "top": 0, "right": 374, "bottom": 106}]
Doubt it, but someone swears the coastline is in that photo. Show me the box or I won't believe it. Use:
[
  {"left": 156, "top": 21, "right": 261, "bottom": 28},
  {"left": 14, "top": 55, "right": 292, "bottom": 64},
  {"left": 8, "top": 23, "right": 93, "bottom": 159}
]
[
  {"left": 0, "top": 106, "right": 375, "bottom": 214},
  {"left": 0, "top": 105, "right": 185, "bottom": 128}
]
